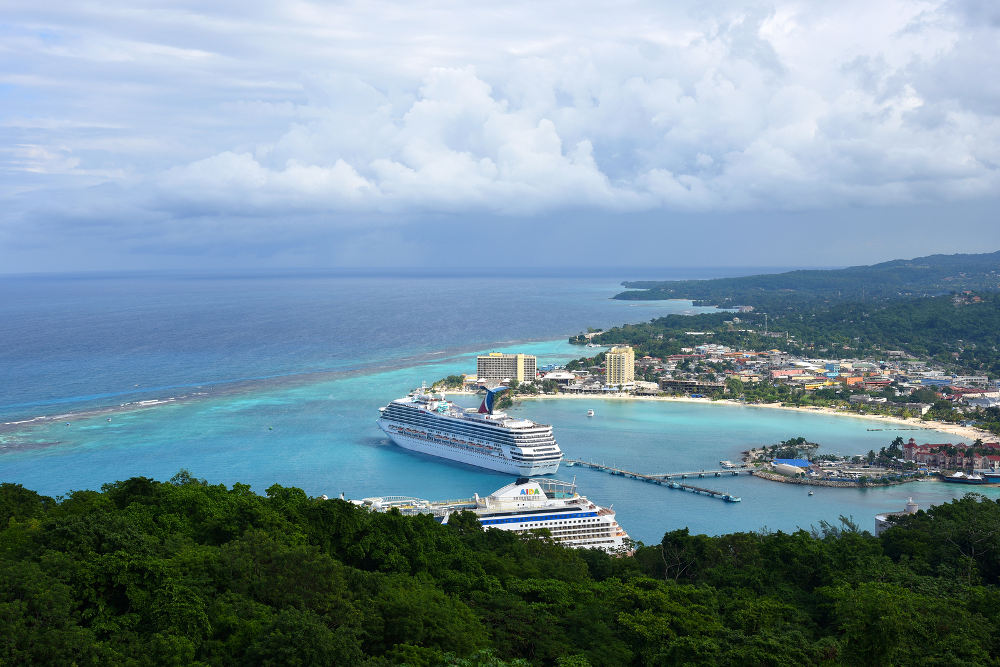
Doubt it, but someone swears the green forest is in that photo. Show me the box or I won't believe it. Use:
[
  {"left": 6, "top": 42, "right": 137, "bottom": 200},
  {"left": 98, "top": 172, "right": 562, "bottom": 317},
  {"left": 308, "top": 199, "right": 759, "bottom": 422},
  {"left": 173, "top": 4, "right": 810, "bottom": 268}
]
[
  {"left": 614, "top": 250, "right": 1000, "bottom": 311},
  {"left": 3, "top": 474, "right": 1000, "bottom": 665}
]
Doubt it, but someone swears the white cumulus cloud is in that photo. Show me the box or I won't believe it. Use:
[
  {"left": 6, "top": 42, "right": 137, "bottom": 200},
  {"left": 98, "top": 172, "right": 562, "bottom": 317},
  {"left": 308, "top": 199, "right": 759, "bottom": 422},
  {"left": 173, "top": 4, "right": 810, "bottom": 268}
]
[{"left": 2, "top": 0, "right": 999, "bottom": 268}]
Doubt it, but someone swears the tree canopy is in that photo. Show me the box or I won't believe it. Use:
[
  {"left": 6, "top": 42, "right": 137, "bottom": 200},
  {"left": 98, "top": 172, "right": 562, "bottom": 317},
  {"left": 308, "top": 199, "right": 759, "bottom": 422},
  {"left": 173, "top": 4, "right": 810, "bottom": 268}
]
[
  {"left": 2, "top": 474, "right": 1000, "bottom": 665},
  {"left": 615, "top": 250, "right": 1000, "bottom": 311}
]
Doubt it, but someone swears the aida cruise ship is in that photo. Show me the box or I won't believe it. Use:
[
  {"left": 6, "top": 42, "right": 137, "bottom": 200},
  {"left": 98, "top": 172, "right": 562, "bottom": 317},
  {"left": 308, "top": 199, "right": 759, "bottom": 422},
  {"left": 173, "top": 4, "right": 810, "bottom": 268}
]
[
  {"left": 356, "top": 478, "right": 630, "bottom": 553},
  {"left": 377, "top": 386, "right": 563, "bottom": 475}
]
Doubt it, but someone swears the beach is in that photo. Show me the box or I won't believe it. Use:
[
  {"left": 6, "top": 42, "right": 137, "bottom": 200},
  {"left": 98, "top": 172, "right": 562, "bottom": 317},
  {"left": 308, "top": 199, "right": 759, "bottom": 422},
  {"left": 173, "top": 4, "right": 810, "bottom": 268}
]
[{"left": 515, "top": 392, "right": 996, "bottom": 444}]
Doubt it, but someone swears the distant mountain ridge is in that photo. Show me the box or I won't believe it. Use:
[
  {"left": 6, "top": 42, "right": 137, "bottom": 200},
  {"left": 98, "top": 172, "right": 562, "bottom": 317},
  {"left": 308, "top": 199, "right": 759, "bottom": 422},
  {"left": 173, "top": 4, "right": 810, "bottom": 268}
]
[{"left": 615, "top": 250, "right": 1000, "bottom": 309}]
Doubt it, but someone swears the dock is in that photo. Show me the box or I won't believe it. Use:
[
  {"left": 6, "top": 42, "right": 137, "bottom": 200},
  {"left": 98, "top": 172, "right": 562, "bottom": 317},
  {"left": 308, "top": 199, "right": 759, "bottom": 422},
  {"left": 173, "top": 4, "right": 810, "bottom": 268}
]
[
  {"left": 648, "top": 468, "right": 753, "bottom": 479},
  {"left": 564, "top": 459, "right": 742, "bottom": 502},
  {"left": 866, "top": 427, "right": 926, "bottom": 431}
]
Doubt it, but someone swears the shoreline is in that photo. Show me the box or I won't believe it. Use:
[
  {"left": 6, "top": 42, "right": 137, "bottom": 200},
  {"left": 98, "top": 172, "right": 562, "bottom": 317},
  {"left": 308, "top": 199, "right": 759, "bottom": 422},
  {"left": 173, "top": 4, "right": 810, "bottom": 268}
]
[
  {"left": 511, "top": 392, "right": 995, "bottom": 443},
  {"left": 750, "top": 469, "right": 923, "bottom": 488}
]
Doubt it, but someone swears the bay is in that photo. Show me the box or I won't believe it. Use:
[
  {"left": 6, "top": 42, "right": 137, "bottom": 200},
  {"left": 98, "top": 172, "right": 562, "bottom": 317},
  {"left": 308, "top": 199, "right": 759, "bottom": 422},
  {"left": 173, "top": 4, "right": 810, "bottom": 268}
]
[{"left": 1, "top": 271, "right": 993, "bottom": 544}]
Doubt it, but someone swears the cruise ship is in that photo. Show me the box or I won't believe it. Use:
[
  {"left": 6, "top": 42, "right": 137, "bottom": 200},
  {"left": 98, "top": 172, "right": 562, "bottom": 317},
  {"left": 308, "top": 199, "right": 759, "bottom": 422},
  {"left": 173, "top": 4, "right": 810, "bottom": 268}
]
[
  {"left": 356, "top": 478, "right": 630, "bottom": 553},
  {"left": 377, "top": 386, "right": 563, "bottom": 475}
]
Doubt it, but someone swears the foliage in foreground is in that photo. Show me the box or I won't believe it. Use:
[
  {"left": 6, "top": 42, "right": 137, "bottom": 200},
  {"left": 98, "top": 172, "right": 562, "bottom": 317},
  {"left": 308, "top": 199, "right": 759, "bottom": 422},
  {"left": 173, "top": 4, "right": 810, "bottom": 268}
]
[{"left": 2, "top": 473, "right": 1000, "bottom": 665}]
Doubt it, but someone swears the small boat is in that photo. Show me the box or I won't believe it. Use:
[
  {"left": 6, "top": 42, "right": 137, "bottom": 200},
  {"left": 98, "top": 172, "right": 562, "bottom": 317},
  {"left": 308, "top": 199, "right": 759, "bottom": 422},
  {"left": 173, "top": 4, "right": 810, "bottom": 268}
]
[
  {"left": 808, "top": 490, "right": 814, "bottom": 496},
  {"left": 587, "top": 409, "right": 595, "bottom": 417}
]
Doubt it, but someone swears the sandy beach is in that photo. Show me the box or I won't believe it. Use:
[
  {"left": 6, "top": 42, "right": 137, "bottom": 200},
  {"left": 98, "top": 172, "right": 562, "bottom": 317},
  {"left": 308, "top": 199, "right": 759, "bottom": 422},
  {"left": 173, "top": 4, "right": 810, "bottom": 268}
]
[{"left": 510, "top": 392, "right": 996, "bottom": 444}]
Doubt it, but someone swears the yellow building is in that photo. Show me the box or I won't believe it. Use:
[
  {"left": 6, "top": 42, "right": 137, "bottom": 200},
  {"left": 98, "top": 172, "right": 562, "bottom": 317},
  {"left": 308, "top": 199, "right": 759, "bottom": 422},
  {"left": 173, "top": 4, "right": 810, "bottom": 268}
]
[
  {"left": 605, "top": 345, "right": 635, "bottom": 386},
  {"left": 476, "top": 352, "right": 537, "bottom": 385}
]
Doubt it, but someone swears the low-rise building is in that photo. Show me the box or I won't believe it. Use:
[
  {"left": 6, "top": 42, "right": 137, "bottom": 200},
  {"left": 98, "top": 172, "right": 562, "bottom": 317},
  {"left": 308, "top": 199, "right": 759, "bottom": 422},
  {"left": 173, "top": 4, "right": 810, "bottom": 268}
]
[
  {"left": 903, "top": 438, "right": 1000, "bottom": 469},
  {"left": 773, "top": 462, "right": 806, "bottom": 476},
  {"left": 952, "top": 376, "right": 990, "bottom": 388},
  {"left": 659, "top": 378, "right": 726, "bottom": 394},
  {"left": 540, "top": 370, "right": 578, "bottom": 385},
  {"left": 968, "top": 397, "right": 1000, "bottom": 408}
]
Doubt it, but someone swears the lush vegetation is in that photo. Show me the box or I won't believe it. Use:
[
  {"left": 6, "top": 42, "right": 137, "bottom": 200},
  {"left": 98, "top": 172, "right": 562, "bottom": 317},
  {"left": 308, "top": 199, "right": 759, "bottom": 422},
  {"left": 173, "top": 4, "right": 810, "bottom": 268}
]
[
  {"left": 615, "top": 250, "right": 1000, "bottom": 310},
  {"left": 582, "top": 292, "right": 1000, "bottom": 379},
  {"left": 431, "top": 378, "right": 561, "bottom": 412},
  {"left": 765, "top": 436, "right": 819, "bottom": 460},
  {"left": 977, "top": 406, "right": 1000, "bottom": 436},
  {"left": 432, "top": 375, "right": 467, "bottom": 390},
  {"left": 4, "top": 474, "right": 1000, "bottom": 665}
]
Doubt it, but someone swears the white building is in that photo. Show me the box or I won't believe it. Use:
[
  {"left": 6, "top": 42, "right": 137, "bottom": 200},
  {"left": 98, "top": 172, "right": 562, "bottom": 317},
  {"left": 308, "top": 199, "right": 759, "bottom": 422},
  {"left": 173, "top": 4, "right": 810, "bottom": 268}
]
[{"left": 541, "top": 370, "right": 577, "bottom": 385}]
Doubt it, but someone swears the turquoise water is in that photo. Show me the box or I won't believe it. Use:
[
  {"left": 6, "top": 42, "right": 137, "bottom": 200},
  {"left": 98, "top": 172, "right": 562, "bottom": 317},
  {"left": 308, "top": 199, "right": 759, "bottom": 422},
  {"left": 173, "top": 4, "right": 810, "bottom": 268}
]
[
  {"left": 507, "top": 394, "right": 1000, "bottom": 540},
  {"left": 1, "top": 273, "right": 994, "bottom": 544},
  {"left": 3, "top": 337, "right": 991, "bottom": 544}
]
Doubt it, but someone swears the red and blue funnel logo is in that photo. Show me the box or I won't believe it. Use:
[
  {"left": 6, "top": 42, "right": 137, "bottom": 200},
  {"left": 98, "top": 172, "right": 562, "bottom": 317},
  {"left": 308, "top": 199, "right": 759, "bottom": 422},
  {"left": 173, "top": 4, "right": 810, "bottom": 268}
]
[{"left": 478, "top": 386, "right": 508, "bottom": 414}]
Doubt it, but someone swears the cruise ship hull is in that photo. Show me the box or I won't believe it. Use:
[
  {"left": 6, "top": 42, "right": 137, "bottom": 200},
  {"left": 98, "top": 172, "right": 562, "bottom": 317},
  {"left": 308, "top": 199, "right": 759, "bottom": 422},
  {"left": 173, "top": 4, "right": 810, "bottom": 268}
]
[
  {"left": 378, "top": 421, "right": 560, "bottom": 476},
  {"left": 357, "top": 478, "right": 630, "bottom": 553}
]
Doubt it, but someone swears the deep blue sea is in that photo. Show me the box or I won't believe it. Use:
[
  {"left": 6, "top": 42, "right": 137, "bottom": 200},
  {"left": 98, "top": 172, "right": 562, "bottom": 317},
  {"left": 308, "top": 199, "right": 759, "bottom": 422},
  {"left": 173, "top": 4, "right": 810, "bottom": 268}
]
[{"left": 2, "top": 270, "right": 995, "bottom": 543}]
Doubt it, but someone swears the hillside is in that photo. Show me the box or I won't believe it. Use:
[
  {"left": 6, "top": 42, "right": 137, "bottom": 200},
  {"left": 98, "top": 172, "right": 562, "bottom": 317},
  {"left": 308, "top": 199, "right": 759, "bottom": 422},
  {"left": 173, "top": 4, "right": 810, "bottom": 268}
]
[
  {"left": 3, "top": 474, "right": 1000, "bottom": 665},
  {"left": 615, "top": 251, "right": 1000, "bottom": 310},
  {"left": 590, "top": 292, "right": 1000, "bottom": 377}
]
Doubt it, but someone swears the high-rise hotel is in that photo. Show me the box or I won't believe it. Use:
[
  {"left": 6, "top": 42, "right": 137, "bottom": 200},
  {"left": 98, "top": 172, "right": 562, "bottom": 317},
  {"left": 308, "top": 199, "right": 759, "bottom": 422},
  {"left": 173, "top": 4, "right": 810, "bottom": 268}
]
[
  {"left": 476, "top": 352, "right": 537, "bottom": 385},
  {"left": 605, "top": 345, "right": 635, "bottom": 387}
]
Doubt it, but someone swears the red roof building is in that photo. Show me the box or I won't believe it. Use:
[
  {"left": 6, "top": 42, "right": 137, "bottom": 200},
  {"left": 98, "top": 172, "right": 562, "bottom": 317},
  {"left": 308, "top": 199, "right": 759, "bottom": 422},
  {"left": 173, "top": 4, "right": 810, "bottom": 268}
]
[{"left": 902, "top": 438, "right": 1000, "bottom": 469}]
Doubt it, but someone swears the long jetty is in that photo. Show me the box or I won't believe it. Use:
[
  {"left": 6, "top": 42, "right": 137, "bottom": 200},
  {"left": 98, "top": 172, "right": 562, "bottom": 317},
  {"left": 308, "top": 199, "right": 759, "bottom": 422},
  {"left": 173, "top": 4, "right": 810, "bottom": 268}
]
[
  {"left": 565, "top": 459, "right": 742, "bottom": 502},
  {"left": 648, "top": 468, "right": 753, "bottom": 479}
]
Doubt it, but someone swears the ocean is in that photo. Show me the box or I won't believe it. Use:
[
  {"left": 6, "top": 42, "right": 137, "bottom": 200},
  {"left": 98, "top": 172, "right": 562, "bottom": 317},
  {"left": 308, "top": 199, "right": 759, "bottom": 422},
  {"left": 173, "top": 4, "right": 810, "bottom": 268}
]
[{"left": 1, "top": 270, "right": 995, "bottom": 543}]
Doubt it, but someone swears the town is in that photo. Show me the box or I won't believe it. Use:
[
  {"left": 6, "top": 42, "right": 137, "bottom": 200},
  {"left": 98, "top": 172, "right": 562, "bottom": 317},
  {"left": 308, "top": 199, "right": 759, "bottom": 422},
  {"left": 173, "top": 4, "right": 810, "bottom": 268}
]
[
  {"left": 443, "top": 345, "right": 999, "bottom": 421},
  {"left": 434, "top": 345, "right": 1000, "bottom": 484}
]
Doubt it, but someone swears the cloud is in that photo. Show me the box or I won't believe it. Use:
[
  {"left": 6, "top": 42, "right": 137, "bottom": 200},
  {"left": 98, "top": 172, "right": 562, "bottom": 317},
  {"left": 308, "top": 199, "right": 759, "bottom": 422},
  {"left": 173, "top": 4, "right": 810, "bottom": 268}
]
[
  {"left": 158, "top": 152, "right": 374, "bottom": 213},
  {"left": 2, "top": 0, "right": 1000, "bottom": 268}
]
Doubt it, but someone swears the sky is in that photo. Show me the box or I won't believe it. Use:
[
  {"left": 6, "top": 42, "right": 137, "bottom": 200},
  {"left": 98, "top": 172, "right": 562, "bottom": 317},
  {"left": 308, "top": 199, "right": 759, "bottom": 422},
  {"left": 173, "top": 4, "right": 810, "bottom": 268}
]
[{"left": 2, "top": 0, "right": 999, "bottom": 273}]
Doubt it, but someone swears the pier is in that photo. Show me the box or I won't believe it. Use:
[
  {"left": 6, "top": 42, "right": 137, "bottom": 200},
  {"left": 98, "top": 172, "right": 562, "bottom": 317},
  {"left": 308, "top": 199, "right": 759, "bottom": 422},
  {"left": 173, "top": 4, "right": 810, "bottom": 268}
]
[
  {"left": 564, "top": 459, "right": 742, "bottom": 502},
  {"left": 865, "top": 427, "right": 926, "bottom": 431},
  {"left": 648, "top": 468, "right": 753, "bottom": 479}
]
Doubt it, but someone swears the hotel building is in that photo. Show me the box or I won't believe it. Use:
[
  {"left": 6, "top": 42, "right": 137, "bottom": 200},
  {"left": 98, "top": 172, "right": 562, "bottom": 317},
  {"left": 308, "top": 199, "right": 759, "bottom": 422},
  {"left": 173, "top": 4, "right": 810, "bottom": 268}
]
[
  {"left": 605, "top": 345, "right": 635, "bottom": 386},
  {"left": 477, "top": 353, "right": 537, "bottom": 385}
]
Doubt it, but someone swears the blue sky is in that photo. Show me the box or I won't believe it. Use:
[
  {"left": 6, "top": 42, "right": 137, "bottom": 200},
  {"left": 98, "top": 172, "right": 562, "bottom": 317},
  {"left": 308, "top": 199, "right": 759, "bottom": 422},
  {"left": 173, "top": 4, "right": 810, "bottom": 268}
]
[{"left": 2, "top": 0, "right": 999, "bottom": 273}]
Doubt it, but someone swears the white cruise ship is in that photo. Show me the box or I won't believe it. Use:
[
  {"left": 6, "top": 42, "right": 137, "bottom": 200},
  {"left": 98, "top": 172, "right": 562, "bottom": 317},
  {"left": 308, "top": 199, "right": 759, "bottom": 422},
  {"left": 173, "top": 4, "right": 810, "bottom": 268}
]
[
  {"left": 356, "top": 478, "right": 630, "bottom": 553},
  {"left": 377, "top": 386, "right": 562, "bottom": 475}
]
